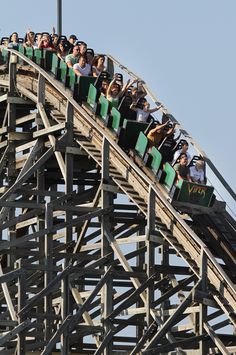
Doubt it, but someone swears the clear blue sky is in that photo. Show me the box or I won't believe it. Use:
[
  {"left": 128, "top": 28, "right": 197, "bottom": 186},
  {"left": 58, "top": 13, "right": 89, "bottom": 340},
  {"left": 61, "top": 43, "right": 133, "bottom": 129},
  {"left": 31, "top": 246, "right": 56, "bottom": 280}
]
[{"left": 1, "top": 0, "right": 235, "bottom": 211}]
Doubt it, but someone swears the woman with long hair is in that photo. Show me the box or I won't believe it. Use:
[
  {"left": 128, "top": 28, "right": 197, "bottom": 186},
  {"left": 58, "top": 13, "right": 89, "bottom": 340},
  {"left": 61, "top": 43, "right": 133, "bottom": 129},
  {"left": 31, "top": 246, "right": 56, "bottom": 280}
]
[{"left": 92, "top": 55, "right": 106, "bottom": 77}]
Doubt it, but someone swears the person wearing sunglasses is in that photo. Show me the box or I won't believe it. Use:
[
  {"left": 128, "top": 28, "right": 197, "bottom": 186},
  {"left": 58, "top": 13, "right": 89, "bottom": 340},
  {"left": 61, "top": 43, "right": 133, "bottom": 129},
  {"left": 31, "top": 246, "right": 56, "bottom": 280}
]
[{"left": 65, "top": 45, "right": 80, "bottom": 68}]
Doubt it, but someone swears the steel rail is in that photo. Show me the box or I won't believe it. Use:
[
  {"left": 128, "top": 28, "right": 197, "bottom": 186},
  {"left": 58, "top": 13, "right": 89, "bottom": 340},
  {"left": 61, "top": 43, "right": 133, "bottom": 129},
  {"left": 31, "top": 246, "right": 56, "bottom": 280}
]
[{"left": 2, "top": 49, "right": 236, "bottom": 308}]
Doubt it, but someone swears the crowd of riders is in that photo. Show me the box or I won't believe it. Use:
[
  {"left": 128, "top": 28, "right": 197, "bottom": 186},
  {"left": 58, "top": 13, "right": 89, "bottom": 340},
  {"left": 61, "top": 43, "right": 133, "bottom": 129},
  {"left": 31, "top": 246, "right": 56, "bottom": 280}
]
[{"left": 0, "top": 30, "right": 206, "bottom": 185}]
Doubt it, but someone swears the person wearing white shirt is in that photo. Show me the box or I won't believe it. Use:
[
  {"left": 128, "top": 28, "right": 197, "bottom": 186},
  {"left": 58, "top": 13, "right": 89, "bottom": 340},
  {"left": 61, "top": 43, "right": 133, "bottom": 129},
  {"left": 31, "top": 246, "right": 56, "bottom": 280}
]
[
  {"left": 73, "top": 55, "right": 91, "bottom": 76},
  {"left": 190, "top": 160, "right": 205, "bottom": 184},
  {"left": 130, "top": 99, "right": 163, "bottom": 123},
  {"left": 173, "top": 140, "right": 191, "bottom": 165}
]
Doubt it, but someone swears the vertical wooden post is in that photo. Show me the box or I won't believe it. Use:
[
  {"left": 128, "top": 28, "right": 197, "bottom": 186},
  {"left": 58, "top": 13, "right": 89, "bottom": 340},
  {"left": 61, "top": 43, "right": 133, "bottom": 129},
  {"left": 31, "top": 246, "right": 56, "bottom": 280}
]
[
  {"left": 160, "top": 244, "right": 169, "bottom": 324},
  {"left": 146, "top": 186, "right": 155, "bottom": 328},
  {"left": 17, "top": 260, "right": 26, "bottom": 355},
  {"left": 44, "top": 203, "right": 53, "bottom": 345},
  {"left": 37, "top": 73, "right": 47, "bottom": 346},
  {"left": 101, "top": 137, "right": 113, "bottom": 355},
  {"left": 7, "top": 54, "right": 17, "bottom": 266},
  {"left": 137, "top": 223, "right": 145, "bottom": 341},
  {"left": 61, "top": 101, "right": 74, "bottom": 354},
  {"left": 199, "top": 247, "right": 208, "bottom": 354}
]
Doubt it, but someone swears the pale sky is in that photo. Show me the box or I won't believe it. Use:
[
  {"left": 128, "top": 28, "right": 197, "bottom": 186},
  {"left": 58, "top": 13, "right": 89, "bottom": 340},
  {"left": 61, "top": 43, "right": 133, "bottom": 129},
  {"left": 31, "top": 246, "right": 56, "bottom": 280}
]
[{"left": 1, "top": 0, "right": 235, "bottom": 213}]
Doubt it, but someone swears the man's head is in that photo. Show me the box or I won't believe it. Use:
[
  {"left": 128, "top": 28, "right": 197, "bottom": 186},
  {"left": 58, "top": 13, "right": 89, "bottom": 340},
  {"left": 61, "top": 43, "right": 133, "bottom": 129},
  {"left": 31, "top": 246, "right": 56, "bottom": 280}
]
[
  {"left": 179, "top": 154, "right": 188, "bottom": 165},
  {"left": 78, "top": 55, "right": 87, "bottom": 68},
  {"left": 181, "top": 140, "right": 189, "bottom": 153},
  {"left": 111, "top": 83, "right": 121, "bottom": 96},
  {"left": 101, "top": 79, "right": 109, "bottom": 89},
  {"left": 195, "top": 159, "right": 204, "bottom": 170},
  {"left": 72, "top": 45, "right": 80, "bottom": 57},
  {"left": 143, "top": 100, "right": 150, "bottom": 110},
  {"left": 69, "top": 34, "right": 77, "bottom": 44}
]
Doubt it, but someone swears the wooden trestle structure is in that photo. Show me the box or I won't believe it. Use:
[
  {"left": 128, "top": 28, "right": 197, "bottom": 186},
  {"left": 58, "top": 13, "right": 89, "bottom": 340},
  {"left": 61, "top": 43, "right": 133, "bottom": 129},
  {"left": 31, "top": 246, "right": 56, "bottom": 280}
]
[{"left": 0, "top": 49, "right": 236, "bottom": 354}]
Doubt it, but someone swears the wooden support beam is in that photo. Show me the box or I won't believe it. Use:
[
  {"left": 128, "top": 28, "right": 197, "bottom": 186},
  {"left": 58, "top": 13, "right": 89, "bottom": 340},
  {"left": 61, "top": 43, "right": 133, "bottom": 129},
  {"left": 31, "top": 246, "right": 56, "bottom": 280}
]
[
  {"left": 0, "top": 146, "right": 9, "bottom": 177},
  {"left": 0, "top": 268, "right": 24, "bottom": 284},
  {"left": 18, "top": 256, "right": 109, "bottom": 318},
  {"left": 16, "top": 83, "right": 38, "bottom": 103},
  {"left": 16, "top": 112, "right": 37, "bottom": 125},
  {"left": 7, "top": 95, "right": 34, "bottom": 105},
  {"left": 2, "top": 213, "right": 37, "bottom": 233},
  {"left": 44, "top": 203, "right": 54, "bottom": 344},
  {"left": 0, "top": 93, "right": 7, "bottom": 102},
  {"left": 204, "top": 323, "right": 231, "bottom": 355},
  {"left": 0, "top": 264, "right": 17, "bottom": 321},
  {"left": 0, "top": 147, "right": 54, "bottom": 209},
  {"left": 8, "top": 132, "right": 32, "bottom": 141},
  {"left": 199, "top": 246, "right": 208, "bottom": 354},
  {"left": 101, "top": 137, "right": 114, "bottom": 355},
  {"left": 73, "top": 183, "right": 102, "bottom": 254},
  {"left": 37, "top": 102, "right": 66, "bottom": 181},
  {"left": 33, "top": 123, "right": 65, "bottom": 138},
  {"left": 147, "top": 186, "right": 155, "bottom": 328},
  {"left": 0, "top": 126, "right": 7, "bottom": 135},
  {"left": 0, "top": 319, "right": 33, "bottom": 346},
  {"left": 41, "top": 266, "right": 113, "bottom": 355},
  {"left": 71, "top": 289, "right": 101, "bottom": 347},
  {"left": 0, "top": 201, "right": 45, "bottom": 209},
  {"left": 144, "top": 281, "right": 201, "bottom": 352},
  {"left": 17, "top": 259, "right": 27, "bottom": 355},
  {"left": 108, "top": 274, "right": 157, "bottom": 320},
  {"left": 0, "top": 138, "right": 45, "bottom": 223}
]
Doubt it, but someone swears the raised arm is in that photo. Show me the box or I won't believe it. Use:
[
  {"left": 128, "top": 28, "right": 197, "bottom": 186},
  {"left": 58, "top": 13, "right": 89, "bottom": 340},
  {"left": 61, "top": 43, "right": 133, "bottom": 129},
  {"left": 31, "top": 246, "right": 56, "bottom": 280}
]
[
  {"left": 37, "top": 38, "right": 44, "bottom": 49},
  {"left": 165, "top": 122, "right": 177, "bottom": 137},
  {"left": 120, "top": 79, "right": 137, "bottom": 97},
  {"left": 138, "top": 83, "right": 147, "bottom": 99},
  {"left": 130, "top": 102, "right": 138, "bottom": 112},
  {"left": 147, "top": 104, "right": 163, "bottom": 114},
  {"left": 106, "top": 78, "right": 116, "bottom": 97},
  {"left": 148, "top": 120, "right": 170, "bottom": 135}
]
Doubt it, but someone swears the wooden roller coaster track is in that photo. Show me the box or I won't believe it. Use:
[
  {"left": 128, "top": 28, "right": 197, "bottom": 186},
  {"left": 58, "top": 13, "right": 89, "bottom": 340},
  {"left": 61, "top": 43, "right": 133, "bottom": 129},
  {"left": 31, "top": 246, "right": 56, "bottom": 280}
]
[{"left": 0, "top": 49, "right": 235, "bottom": 354}]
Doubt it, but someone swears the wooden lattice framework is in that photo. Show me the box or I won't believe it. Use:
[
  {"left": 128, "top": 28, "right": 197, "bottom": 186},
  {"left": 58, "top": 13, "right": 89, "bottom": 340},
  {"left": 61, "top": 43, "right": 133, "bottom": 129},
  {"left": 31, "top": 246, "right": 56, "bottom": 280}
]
[{"left": 0, "top": 50, "right": 235, "bottom": 354}]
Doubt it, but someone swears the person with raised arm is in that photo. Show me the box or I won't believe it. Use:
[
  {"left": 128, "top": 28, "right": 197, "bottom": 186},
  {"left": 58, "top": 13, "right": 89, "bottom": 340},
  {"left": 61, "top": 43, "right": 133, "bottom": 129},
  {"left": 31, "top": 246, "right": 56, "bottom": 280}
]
[
  {"left": 38, "top": 33, "right": 56, "bottom": 51},
  {"left": 130, "top": 98, "right": 163, "bottom": 123},
  {"left": 147, "top": 120, "right": 176, "bottom": 150},
  {"left": 106, "top": 75, "right": 136, "bottom": 109}
]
